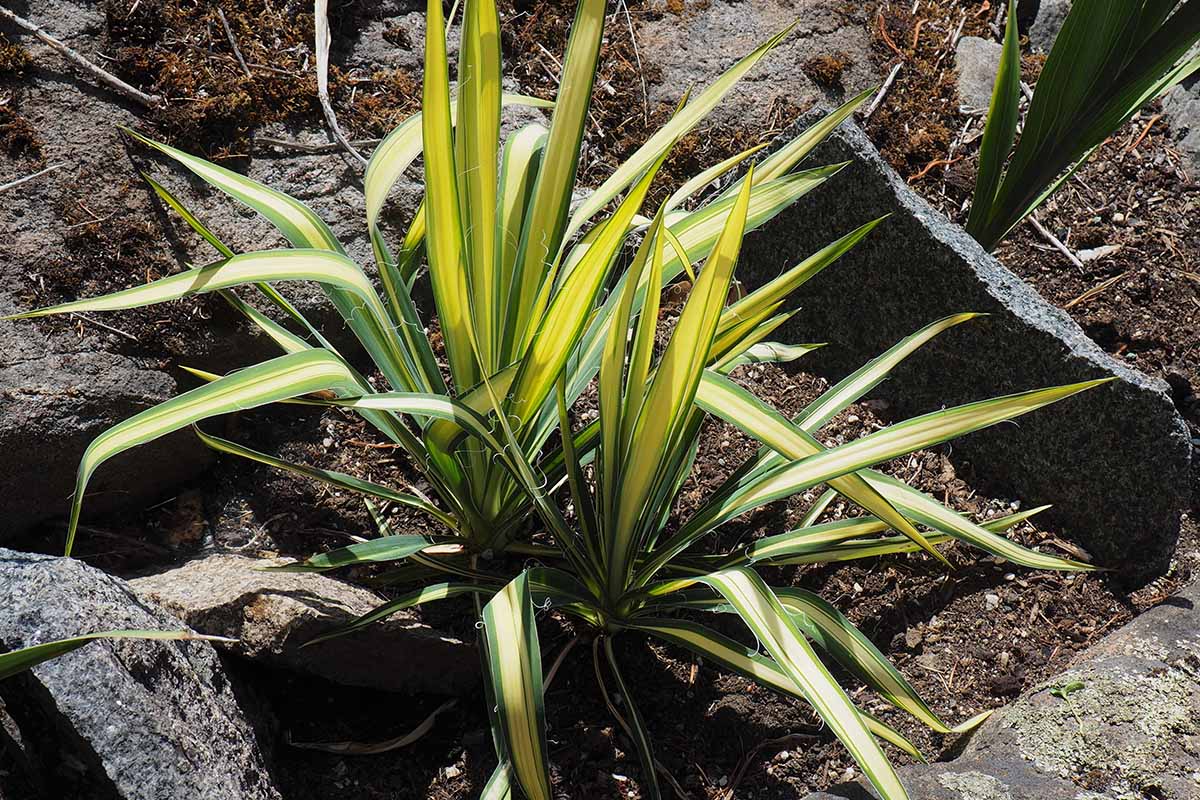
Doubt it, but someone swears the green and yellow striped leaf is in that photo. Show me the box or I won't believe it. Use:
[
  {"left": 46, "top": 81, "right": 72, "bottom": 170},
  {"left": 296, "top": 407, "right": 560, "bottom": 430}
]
[
  {"left": 566, "top": 22, "right": 797, "bottom": 239},
  {"left": 265, "top": 534, "right": 435, "bottom": 573},
  {"left": 697, "top": 379, "right": 1108, "bottom": 539},
  {"left": 775, "top": 588, "right": 987, "bottom": 734},
  {"left": 697, "top": 568, "right": 908, "bottom": 799},
  {"left": 695, "top": 370, "right": 946, "bottom": 564},
  {"left": 504, "top": 0, "right": 606, "bottom": 356},
  {"left": 1, "top": 629, "right": 235, "bottom": 681},
  {"left": 611, "top": 173, "right": 754, "bottom": 590},
  {"left": 58, "top": 349, "right": 369, "bottom": 555},
  {"left": 304, "top": 583, "right": 491, "bottom": 647},
  {"left": 422, "top": 0, "right": 475, "bottom": 391},
  {"left": 482, "top": 572, "right": 552, "bottom": 800},
  {"left": 194, "top": 426, "right": 458, "bottom": 531},
  {"left": 794, "top": 313, "right": 984, "bottom": 433}
]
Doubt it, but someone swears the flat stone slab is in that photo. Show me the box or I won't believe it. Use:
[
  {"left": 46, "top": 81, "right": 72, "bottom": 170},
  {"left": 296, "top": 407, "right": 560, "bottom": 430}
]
[
  {"left": 735, "top": 114, "right": 1191, "bottom": 584},
  {"left": 130, "top": 553, "right": 478, "bottom": 695},
  {"left": 0, "top": 548, "right": 280, "bottom": 799},
  {"left": 806, "top": 577, "right": 1200, "bottom": 799},
  {"left": 636, "top": 0, "right": 879, "bottom": 131}
]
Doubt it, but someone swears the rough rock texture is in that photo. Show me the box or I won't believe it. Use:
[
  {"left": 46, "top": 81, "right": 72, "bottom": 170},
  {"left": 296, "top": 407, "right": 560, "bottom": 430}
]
[
  {"left": 636, "top": 0, "right": 878, "bottom": 132},
  {"left": 130, "top": 553, "right": 477, "bottom": 695},
  {"left": 0, "top": 548, "right": 280, "bottom": 799},
  {"left": 805, "top": 578, "right": 1200, "bottom": 800},
  {"left": 736, "top": 115, "right": 1191, "bottom": 584},
  {"left": 1029, "top": 0, "right": 1071, "bottom": 52},
  {"left": 954, "top": 36, "right": 1002, "bottom": 111},
  {"left": 1163, "top": 74, "right": 1200, "bottom": 173}
]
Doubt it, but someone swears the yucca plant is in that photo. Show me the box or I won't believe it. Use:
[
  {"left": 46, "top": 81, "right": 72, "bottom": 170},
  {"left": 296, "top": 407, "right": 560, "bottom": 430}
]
[
  {"left": 302, "top": 180, "right": 1106, "bottom": 799},
  {"left": 7, "top": 0, "right": 866, "bottom": 564},
  {"left": 967, "top": 0, "right": 1200, "bottom": 250}
]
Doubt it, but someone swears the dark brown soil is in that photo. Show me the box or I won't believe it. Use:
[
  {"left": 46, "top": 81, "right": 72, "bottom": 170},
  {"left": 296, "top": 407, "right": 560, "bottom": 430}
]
[{"left": 21, "top": 352, "right": 1193, "bottom": 800}]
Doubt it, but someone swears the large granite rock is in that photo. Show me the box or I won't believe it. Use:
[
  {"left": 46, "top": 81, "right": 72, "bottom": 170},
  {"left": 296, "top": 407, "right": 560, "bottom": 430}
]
[
  {"left": 806, "top": 577, "right": 1200, "bottom": 799},
  {"left": 130, "top": 553, "right": 477, "bottom": 695},
  {"left": 736, "top": 115, "right": 1191, "bottom": 584},
  {"left": 0, "top": 548, "right": 280, "bottom": 799}
]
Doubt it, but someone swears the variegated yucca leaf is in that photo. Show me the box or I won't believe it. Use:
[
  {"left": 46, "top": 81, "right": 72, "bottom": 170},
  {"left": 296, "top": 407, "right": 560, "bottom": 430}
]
[
  {"left": 193, "top": 426, "right": 459, "bottom": 531},
  {"left": 695, "top": 369, "right": 948, "bottom": 564},
  {"left": 0, "top": 629, "right": 235, "bottom": 681},
  {"left": 644, "top": 377, "right": 1106, "bottom": 578},
  {"left": 699, "top": 568, "right": 907, "bottom": 798},
  {"left": 51, "top": 349, "right": 370, "bottom": 555},
  {"left": 482, "top": 572, "right": 551, "bottom": 800}
]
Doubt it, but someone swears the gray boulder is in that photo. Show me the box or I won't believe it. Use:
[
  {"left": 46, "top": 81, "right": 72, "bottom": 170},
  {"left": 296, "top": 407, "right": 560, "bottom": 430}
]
[
  {"left": 1029, "top": 0, "right": 1071, "bottom": 52},
  {"left": 130, "top": 553, "right": 477, "bottom": 695},
  {"left": 736, "top": 115, "right": 1191, "bottom": 584},
  {"left": 955, "top": 36, "right": 1002, "bottom": 112},
  {"left": 807, "top": 577, "right": 1200, "bottom": 799},
  {"left": 0, "top": 548, "right": 280, "bottom": 799}
]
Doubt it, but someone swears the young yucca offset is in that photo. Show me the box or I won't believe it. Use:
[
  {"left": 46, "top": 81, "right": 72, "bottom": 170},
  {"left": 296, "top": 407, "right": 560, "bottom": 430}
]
[{"left": 967, "top": 0, "right": 1200, "bottom": 249}]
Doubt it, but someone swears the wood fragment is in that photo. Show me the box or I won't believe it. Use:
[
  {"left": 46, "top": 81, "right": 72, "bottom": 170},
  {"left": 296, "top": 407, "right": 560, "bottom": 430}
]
[
  {"left": 71, "top": 313, "right": 140, "bottom": 342},
  {"left": 313, "top": 0, "right": 367, "bottom": 166},
  {"left": 908, "top": 155, "right": 962, "bottom": 184},
  {"left": 1064, "top": 271, "right": 1130, "bottom": 309},
  {"left": 1028, "top": 215, "right": 1085, "bottom": 271},
  {"left": 287, "top": 698, "right": 457, "bottom": 754},
  {"left": 0, "top": 6, "right": 162, "bottom": 107},
  {"left": 1125, "top": 113, "right": 1162, "bottom": 154},
  {"left": 862, "top": 63, "right": 903, "bottom": 121},
  {"left": 0, "top": 162, "right": 65, "bottom": 193},
  {"left": 216, "top": 7, "right": 252, "bottom": 79},
  {"left": 877, "top": 11, "right": 904, "bottom": 58},
  {"left": 257, "top": 136, "right": 381, "bottom": 154}
]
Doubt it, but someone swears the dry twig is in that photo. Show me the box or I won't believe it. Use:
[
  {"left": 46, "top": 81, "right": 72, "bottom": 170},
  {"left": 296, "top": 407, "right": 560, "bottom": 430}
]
[
  {"left": 287, "top": 698, "right": 457, "bottom": 754},
  {"left": 0, "top": 162, "right": 65, "bottom": 193},
  {"left": 0, "top": 6, "right": 162, "bottom": 107},
  {"left": 313, "top": 0, "right": 368, "bottom": 166},
  {"left": 1028, "top": 215, "right": 1085, "bottom": 271},
  {"left": 863, "top": 63, "right": 903, "bottom": 121},
  {"left": 1064, "top": 271, "right": 1131, "bottom": 309},
  {"left": 216, "top": 7, "right": 252, "bottom": 79}
]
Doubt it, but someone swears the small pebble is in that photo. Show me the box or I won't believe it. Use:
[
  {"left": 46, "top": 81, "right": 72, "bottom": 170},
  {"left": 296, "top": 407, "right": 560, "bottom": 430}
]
[{"left": 985, "top": 593, "right": 1001, "bottom": 610}]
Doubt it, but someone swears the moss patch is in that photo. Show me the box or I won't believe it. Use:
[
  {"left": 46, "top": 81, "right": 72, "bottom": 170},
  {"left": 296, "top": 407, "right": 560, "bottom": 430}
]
[
  {"left": 802, "top": 51, "right": 854, "bottom": 91},
  {"left": 103, "top": 0, "right": 420, "bottom": 158},
  {"left": 0, "top": 32, "right": 31, "bottom": 76}
]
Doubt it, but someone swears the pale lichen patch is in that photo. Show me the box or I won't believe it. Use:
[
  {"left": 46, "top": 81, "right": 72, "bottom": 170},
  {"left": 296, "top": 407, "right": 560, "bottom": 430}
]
[{"left": 936, "top": 770, "right": 1014, "bottom": 800}]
